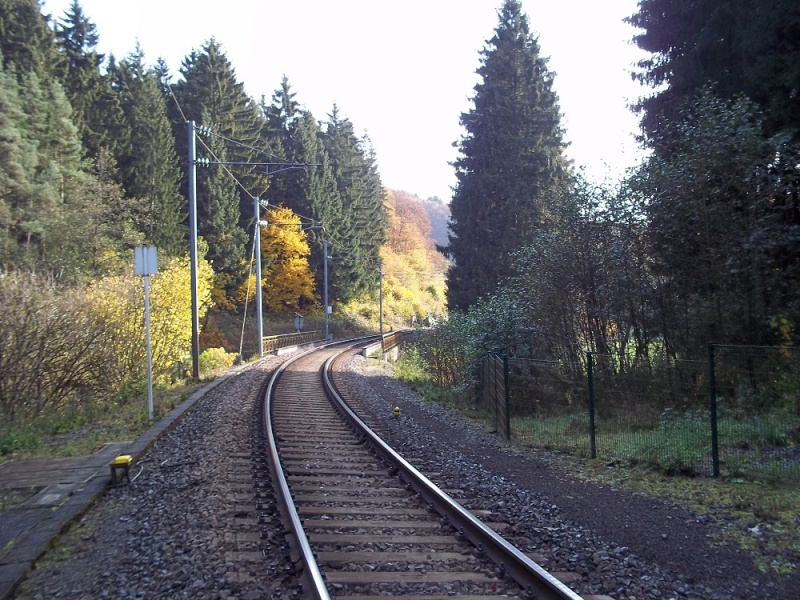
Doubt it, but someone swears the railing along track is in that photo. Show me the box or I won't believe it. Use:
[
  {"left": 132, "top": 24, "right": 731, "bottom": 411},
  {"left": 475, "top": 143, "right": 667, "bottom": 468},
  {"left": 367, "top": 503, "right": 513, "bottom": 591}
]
[{"left": 263, "top": 339, "right": 584, "bottom": 599}]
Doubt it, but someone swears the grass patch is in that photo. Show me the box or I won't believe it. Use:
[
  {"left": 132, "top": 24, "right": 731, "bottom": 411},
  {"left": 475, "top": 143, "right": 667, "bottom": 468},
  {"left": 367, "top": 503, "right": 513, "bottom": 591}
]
[
  {"left": 392, "top": 352, "right": 800, "bottom": 577},
  {"left": 506, "top": 409, "right": 800, "bottom": 481},
  {"left": 0, "top": 380, "right": 200, "bottom": 463}
]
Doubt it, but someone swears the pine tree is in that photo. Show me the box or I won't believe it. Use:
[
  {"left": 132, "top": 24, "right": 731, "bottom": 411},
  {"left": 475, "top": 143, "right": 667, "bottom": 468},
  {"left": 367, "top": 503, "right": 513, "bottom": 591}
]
[
  {"left": 0, "top": 0, "right": 59, "bottom": 78},
  {"left": 113, "top": 46, "right": 185, "bottom": 256},
  {"left": 444, "top": 0, "right": 568, "bottom": 311},
  {"left": 53, "top": 0, "right": 118, "bottom": 158},
  {"left": 322, "top": 107, "right": 387, "bottom": 302}
]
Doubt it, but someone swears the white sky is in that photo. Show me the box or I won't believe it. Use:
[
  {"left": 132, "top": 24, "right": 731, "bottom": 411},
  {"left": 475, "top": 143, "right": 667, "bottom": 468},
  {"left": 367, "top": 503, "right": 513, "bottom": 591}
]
[{"left": 43, "top": 0, "right": 649, "bottom": 202}]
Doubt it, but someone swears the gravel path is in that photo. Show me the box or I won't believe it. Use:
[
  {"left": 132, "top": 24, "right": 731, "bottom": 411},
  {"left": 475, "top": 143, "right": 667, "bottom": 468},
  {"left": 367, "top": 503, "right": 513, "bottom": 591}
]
[{"left": 11, "top": 350, "right": 800, "bottom": 600}]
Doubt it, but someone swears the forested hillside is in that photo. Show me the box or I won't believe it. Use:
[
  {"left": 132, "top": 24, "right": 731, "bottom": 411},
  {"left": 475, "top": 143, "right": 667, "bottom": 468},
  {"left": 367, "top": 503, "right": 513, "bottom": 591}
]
[
  {"left": 418, "top": 196, "right": 450, "bottom": 250},
  {"left": 0, "top": 0, "right": 447, "bottom": 426},
  {"left": 0, "top": 0, "right": 389, "bottom": 308},
  {"left": 382, "top": 190, "right": 448, "bottom": 322}
]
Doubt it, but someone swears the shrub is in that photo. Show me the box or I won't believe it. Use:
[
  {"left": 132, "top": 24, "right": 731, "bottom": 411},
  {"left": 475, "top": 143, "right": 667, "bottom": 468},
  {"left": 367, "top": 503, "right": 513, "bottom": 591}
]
[
  {"left": 0, "top": 270, "right": 111, "bottom": 421},
  {"left": 199, "top": 347, "right": 237, "bottom": 373},
  {"left": 85, "top": 253, "right": 214, "bottom": 386}
]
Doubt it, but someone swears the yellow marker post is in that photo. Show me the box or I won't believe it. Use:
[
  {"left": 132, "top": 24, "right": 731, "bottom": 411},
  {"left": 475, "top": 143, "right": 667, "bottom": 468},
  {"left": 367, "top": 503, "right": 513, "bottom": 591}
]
[{"left": 110, "top": 455, "right": 133, "bottom": 485}]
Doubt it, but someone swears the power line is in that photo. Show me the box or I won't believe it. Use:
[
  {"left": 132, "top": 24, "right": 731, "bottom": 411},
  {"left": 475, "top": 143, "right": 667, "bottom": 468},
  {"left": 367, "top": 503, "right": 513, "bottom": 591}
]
[
  {"left": 198, "top": 127, "right": 286, "bottom": 162},
  {"left": 194, "top": 134, "right": 255, "bottom": 201}
]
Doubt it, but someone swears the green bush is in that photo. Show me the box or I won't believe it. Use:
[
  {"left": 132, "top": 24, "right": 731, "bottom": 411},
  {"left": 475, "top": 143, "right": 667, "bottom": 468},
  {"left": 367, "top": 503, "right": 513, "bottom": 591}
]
[
  {"left": 0, "top": 427, "right": 41, "bottom": 457},
  {"left": 199, "top": 347, "right": 237, "bottom": 373}
]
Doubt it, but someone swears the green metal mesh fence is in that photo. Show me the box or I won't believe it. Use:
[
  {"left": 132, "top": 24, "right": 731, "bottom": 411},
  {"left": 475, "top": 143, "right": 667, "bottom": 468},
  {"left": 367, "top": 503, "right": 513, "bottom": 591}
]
[
  {"left": 477, "top": 346, "right": 800, "bottom": 483},
  {"left": 712, "top": 345, "right": 800, "bottom": 482}
]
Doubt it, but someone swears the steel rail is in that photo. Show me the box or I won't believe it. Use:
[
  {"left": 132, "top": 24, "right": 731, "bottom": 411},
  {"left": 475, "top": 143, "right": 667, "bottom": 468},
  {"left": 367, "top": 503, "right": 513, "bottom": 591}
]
[
  {"left": 263, "top": 344, "right": 332, "bottom": 600},
  {"left": 322, "top": 353, "right": 584, "bottom": 600},
  {"left": 262, "top": 336, "right": 381, "bottom": 600}
]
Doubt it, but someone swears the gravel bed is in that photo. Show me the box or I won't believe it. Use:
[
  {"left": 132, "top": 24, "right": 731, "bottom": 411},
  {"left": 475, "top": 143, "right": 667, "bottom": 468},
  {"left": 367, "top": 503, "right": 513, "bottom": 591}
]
[
  {"left": 12, "top": 349, "right": 800, "bottom": 600},
  {"left": 14, "top": 358, "right": 292, "bottom": 600}
]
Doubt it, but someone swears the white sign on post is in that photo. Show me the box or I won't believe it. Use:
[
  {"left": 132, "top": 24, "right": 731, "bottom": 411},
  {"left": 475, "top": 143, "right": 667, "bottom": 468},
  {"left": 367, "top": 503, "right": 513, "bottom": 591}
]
[
  {"left": 135, "top": 247, "right": 158, "bottom": 420},
  {"left": 134, "top": 246, "right": 158, "bottom": 275}
]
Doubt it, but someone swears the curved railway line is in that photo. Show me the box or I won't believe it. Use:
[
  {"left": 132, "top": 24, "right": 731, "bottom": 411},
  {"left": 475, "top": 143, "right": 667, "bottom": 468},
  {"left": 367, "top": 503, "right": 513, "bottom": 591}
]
[
  {"left": 12, "top": 334, "right": 788, "bottom": 599},
  {"left": 264, "top": 338, "right": 586, "bottom": 599}
]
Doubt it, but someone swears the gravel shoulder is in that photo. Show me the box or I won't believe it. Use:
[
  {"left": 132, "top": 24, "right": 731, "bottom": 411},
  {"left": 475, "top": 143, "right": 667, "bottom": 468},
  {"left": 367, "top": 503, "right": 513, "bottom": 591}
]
[{"left": 347, "top": 355, "right": 800, "bottom": 600}]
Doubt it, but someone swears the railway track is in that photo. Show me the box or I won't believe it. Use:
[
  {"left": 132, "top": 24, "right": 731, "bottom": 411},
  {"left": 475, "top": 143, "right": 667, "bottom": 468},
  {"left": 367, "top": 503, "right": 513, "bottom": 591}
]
[{"left": 263, "top": 339, "right": 588, "bottom": 599}]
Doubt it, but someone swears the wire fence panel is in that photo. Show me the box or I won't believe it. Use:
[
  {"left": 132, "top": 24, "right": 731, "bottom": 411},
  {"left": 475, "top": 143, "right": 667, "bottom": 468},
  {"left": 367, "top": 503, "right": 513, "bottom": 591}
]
[
  {"left": 478, "top": 354, "right": 510, "bottom": 439},
  {"left": 591, "top": 354, "right": 711, "bottom": 475},
  {"left": 506, "top": 358, "right": 589, "bottom": 456},
  {"left": 474, "top": 345, "right": 800, "bottom": 483},
  {"left": 712, "top": 345, "right": 800, "bottom": 482}
]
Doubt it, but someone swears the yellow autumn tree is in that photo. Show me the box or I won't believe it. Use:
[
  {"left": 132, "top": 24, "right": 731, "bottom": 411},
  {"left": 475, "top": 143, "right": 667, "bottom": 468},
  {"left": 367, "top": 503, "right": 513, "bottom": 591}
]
[
  {"left": 258, "top": 205, "right": 316, "bottom": 312},
  {"left": 85, "top": 251, "right": 214, "bottom": 384}
]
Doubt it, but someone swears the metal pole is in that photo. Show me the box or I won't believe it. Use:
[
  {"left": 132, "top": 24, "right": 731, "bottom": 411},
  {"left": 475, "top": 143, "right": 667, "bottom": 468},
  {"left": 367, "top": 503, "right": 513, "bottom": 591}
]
[
  {"left": 587, "top": 352, "right": 597, "bottom": 459},
  {"left": 503, "top": 355, "right": 511, "bottom": 441},
  {"left": 379, "top": 261, "right": 383, "bottom": 334},
  {"left": 323, "top": 239, "right": 329, "bottom": 340},
  {"left": 708, "top": 342, "right": 720, "bottom": 477},
  {"left": 187, "top": 121, "right": 200, "bottom": 379},
  {"left": 492, "top": 354, "right": 500, "bottom": 431},
  {"left": 255, "top": 196, "right": 264, "bottom": 357},
  {"left": 144, "top": 274, "right": 154, "bottom": 420}
]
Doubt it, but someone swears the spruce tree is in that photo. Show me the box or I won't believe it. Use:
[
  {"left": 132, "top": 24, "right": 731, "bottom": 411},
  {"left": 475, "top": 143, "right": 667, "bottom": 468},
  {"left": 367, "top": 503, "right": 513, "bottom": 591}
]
[
  {"left": 261, "top": 79, "right": 351, "bottom": 303},
  {"left": 91, "top": 53, "right": 130, "bottom": 162},
  {"left": 0, "top": 61, "right": 36, "bottom": 263},
  {"left": 53, "top": 0, "right": 118, "bottom": 158},
  {"left": 113, "top": 46, "right": 185, "bottom": 256},
  {"left": 628, "top": 0, "right": 800, "bottom": 152},
  {"left": 0, "top": 61, "right": 95, "bottom": 275},
  {"left": 263, "top": 75, "right": 300, "bottom": 136},
  {"left": 196, "top": 122, "right": 247, "bottom": 277},
  {"left": 444, "top": 0, "right": 568, "bottom": 311},
  {"left": 260, "top": 77, "right": 309, "bottom": 220},
  {"left": 0, "top": 0, "right": 59, "bottom": 78},
  {"left": 321, "top": 107, "right": 387, "bottom": 302},
  {"left": 282, "top": 111, "right": 344, "bottom": 301},
  {"left": 170, "top": 39, "right": 264, "bottom": 283}
]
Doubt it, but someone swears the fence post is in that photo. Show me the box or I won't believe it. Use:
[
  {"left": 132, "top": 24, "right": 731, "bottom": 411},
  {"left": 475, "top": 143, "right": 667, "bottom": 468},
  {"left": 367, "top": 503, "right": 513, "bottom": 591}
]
[
  {"left": 587, "top": 352, "right": 597, "bottom": 459},
  {"left": 503, "top": 355, "right": 511, "bottom": 441},
  {"left": 493, "top": 354, "right": 500, "bottom": 433},
  {"left": 708, "top": 343, "right": 720, "bottom": 477},
  {"left": 478, "top": 355, "right": 484, "bottom": 406}
]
